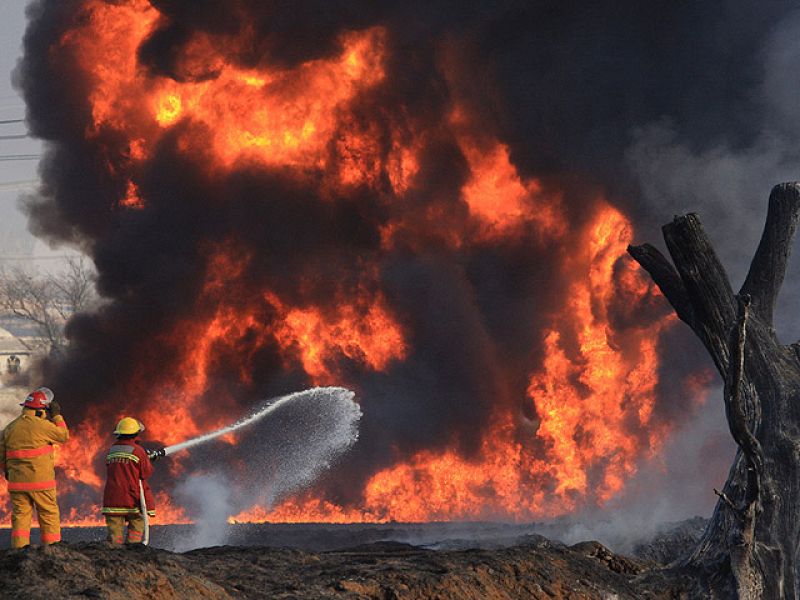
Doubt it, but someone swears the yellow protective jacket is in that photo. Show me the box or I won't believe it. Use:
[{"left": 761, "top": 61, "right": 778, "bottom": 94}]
[{"left": 0, "top": 408, "right": 69, "bottom": 492}]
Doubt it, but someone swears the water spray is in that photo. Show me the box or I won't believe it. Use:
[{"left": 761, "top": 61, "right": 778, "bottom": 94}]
[
  {"left": 138, "top": 386, "right": 359, "bottom": 546},
  {"left": 147, "top": 386, "right": 357, "bottom": 459}
]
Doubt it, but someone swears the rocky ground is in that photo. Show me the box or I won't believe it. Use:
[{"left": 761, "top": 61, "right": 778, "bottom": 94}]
[{"left": 0, "top": 522, "right": 709, "bottom": 599}]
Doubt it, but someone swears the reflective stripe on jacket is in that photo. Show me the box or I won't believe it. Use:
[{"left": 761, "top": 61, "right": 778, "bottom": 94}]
[
  {"left": 102, "top": 440, "right": 155, "bottom": 515},
  {"left": 0, "top": 409, "right": 69, "bottom": 492}
]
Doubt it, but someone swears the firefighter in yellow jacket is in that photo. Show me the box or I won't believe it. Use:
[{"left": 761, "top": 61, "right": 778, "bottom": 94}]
[{"left": 0, "top": 387, "right": 68, "bottom": 548}]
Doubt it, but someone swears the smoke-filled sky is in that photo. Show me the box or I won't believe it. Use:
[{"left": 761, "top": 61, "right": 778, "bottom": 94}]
[
  {"left": 0, "top": 1, "right": 65, "bottom": 262},
  {"left": 6, "top": 0, "right": 800, "bottom": 530}
]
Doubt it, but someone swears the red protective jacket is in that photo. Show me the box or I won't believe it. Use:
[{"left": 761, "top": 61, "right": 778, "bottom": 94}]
[{"left": 101, "top": 439, "right": 155, "bottom": 516}]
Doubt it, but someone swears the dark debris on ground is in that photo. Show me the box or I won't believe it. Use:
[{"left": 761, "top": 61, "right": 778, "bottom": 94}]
[{"left": 0, "top": 535, "right": 706, "bottom": 600}]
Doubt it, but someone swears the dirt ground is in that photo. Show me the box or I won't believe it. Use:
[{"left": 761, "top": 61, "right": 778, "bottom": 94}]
[{"left": 0, "top": 536, "right": 703, "bottom": 599}]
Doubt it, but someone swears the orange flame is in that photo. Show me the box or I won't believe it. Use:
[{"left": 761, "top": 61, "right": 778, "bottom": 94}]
[
  {"left": 60, "top": 0, "right": 387, "bottom": 178},
  {"left": 232, "top": 202, "right": 675, "bottom": 523},
  {"left": 268, "top": 291, "right": 407, "bottom": 384},
  {"left": 460, "top": 140, "right": 565, "bottom": 241}
]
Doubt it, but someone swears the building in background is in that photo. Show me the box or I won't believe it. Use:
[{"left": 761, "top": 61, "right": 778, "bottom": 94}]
[
  {"left": 0, "top": 323, "right": 32, "bottom": 380},
  {"left": 0, "top": 324, "right": 33, "bottom": 424}
]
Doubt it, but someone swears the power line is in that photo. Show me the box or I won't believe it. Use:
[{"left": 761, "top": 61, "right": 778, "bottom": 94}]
[
  {"left": 0, "top": 119, "right": 24, "bottom": 125},
  {"left": 0, "top": 134, "right": 29, "bottom": 140},
  {"left": 1, "top": 255, "right": 84, "bottom": 261},
  {"left": 0, "top": 155, "right": 39, "bottom": 162}
]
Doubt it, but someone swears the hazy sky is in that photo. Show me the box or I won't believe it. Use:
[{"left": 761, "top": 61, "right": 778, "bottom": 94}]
[{"left": 0, "top": 1, "right": 52, "bottom": 259}]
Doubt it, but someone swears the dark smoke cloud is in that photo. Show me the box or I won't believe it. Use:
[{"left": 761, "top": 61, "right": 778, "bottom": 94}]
[{"left": 13, "top": 0, "right": 800, "bottom": 517}]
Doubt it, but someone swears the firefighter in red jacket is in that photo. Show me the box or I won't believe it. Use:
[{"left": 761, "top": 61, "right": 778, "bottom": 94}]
[{"left": 102, "top": 417, "right": 158, "bottom": 544}]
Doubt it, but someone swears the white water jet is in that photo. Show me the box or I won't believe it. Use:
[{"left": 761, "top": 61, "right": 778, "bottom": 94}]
[
  {"left": 165, "top": 386, "right": 362, "bottom": 550},
  {"left": 163, "top": 386, "right": 359, "bottom": 456}
]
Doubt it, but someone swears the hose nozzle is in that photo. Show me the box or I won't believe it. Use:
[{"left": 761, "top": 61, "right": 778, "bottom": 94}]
[{"left": 147, "top": 448, "right": 166, "bottom": 461}]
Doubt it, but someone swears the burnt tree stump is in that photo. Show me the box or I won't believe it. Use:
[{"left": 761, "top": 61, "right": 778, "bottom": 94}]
[{"left": 629, "top": 182, "right": 800, "bottom": 599}]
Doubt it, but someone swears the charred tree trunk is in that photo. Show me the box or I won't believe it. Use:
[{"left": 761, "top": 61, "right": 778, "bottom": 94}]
[{"left": 629, "top": 182, "right": 800, "bottom": 599}]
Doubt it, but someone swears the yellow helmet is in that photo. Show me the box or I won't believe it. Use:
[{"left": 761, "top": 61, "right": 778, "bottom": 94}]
[{"left": 113, "top": 417, "right": 145, "bottom": 436}]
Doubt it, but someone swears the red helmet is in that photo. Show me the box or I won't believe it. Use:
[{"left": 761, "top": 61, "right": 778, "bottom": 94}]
[{"left": 21, "top": 387, "right": 54, "bottom": 410}]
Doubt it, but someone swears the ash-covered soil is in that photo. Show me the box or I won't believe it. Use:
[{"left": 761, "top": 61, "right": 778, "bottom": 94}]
[
  {"left": 0, "top": 520, "right": 710, "bottom": 598},
  {"left": 0, "top": 518, "right": 708, "bottom": 561},
  {"left": 0, "top": 536, "right": 703, "bottom": 599}
]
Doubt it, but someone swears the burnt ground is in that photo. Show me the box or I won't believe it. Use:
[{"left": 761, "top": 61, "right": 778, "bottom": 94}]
[
  {"left": 0, "top": 518, "right": 710, "bottom": 557},
  {"left": 0, "top": 537, "right": 703, "bottom": 599},
  {"left": 0, "top": 520, "right": 709, "bottom": 599}
]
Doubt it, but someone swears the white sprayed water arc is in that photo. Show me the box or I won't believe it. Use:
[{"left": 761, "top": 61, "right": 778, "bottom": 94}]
[{"left": 163, "top": 386, "right": 355, "bottom": 456}]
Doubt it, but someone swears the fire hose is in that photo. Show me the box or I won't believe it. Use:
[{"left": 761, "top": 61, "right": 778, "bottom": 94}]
[{"left": 139, "top": 480, "right": 150, "bottom": 546}]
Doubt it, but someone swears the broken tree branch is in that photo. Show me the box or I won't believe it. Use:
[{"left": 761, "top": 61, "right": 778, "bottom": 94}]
[
  {"left": 740, "top": 183, "right": 800, "bottom": 328},
  {"left": 661, "top": 214, "right": 736, "bottom": 374},
  {"left": 627, "top": 243, "right": 694, "bottom": 326}
]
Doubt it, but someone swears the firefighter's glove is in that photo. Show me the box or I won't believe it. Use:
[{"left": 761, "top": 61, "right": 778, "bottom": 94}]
[
  {"left": 147, "top": 448, "right": 166, "bottom": 461},
  {"left": 48, "top": 400, "right": 61, "bottom": 418}
]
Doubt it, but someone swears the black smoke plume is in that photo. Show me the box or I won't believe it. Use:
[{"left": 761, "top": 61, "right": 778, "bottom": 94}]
[{"left": 12, "top": 0, "right": 800, "bottom": 519}]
